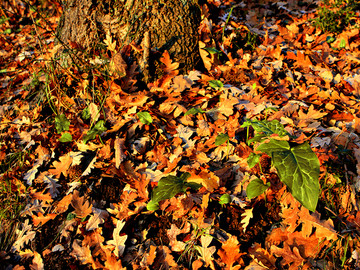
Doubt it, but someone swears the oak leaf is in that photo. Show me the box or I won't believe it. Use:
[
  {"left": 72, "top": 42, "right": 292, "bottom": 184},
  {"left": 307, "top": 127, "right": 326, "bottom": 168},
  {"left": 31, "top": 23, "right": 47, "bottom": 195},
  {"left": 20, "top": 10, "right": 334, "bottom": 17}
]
[
  {"left": 106, "top": 219, "right": 127, "bottom": 257},
  {"left": 48, "top": 153, "right": 72, "bottom": 178},
  {"left": 218, "top": 235, "right": 244, "bottom": 270},
  {"left": 70, "top": 190, "right": 92, "bottom": 218}
]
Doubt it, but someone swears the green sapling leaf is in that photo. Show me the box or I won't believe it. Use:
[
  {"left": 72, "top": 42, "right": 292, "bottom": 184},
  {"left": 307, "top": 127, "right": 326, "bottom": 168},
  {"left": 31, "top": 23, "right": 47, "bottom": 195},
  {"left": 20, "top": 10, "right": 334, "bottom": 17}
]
[
  {"left": 82, "top": 107, "right": 90, "bottom": 120},
  {"left": 247, "top": 152, "right": 261, "bottom": 168},
  {"left": 215, "top": 133, "right": 229, "bottom": 146},
  {"left": 202, "top": 47, "right": 222, "bottom": 55},
  {"left": 219, "top": 194, "right": 231, "bottom": 205},
  {"left": 184, "top": 107, "right": 205, "bottom": 116},
  {"left": 55, "top": 114, "right": 70, "bottom": 134},
  {"left": 270, "top": 142, "right": 320, "bottom": 212},
  {"left": 146, "top": 200, "right": 160, "bottom": 211},
  {"left": 83, "top": 120, "right": 107, "bottom": 143},
  {"left": 137, "top": 111, "right": 153, "bottom": 125},
  {"left": 208, "top": 80, "right": 224, "bottom": 90},
  {"left": 246, "top": 178, "right": 270, "bottom": 199},
  {"left": 59, "top": 132, "right": 72, "bottom": 143},
  {"left": 147, "top": 172, "right": 201, "bottom": 211}
]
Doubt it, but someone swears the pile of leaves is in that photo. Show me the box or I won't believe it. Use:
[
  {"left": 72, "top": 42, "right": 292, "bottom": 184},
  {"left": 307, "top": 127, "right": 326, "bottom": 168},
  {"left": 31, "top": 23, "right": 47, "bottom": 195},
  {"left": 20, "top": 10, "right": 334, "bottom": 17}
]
[{"left": 1, "top": 0, "right": 360, "bottom": 269}]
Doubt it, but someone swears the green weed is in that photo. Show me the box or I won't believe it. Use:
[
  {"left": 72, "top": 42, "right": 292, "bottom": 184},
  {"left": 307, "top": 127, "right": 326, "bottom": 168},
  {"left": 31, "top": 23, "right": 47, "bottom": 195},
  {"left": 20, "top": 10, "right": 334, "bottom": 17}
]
[{"left": 312, "top": 0, "right": 359, "bottom": 33}]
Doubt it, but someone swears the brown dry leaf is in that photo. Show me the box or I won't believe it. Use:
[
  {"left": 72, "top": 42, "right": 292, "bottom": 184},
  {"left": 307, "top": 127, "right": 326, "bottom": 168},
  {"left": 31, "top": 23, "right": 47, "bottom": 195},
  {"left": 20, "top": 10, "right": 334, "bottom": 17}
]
[
  {"left": 248, "top": 243, "right": 276, "bottom": 269},
  {"left": 153, "top": 246, "right": 178, "bottom": 270},
  {"left": 218, "top": 235, "right": 244, "bottom": 270},
  {"left": 106, "top": 219, "right": 127, "bottom": 257},
  {"left": 70, "top": 190, "right": 92, "bottom": 218},
  {"left": 70, "top": 240, "right": 96, "bottom": 268},
  {"left": 270, "top": 243, "right": 310, "bottom": 270},
  {"left": 114, "top": 137, "right": 126, "bottom": 169},
  {"left": 48, "top": 153, "right": 73, "bottom": 178}
]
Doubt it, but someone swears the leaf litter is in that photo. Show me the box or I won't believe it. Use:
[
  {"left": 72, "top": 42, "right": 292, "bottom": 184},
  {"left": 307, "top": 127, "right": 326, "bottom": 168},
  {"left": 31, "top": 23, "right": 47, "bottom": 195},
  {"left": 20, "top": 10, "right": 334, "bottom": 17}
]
[{"left": 1, "top": 0, "right": 360, "bottom": 269}]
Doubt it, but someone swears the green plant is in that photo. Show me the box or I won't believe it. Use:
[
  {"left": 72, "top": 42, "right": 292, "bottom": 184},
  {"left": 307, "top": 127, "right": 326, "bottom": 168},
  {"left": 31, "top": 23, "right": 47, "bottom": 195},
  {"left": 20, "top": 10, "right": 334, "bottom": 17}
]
[
  {"left": 0, "top": 177, "right": 26, "bottom": 252},
  {"left": 241, "top": 119, "right": 320, "bottom": 212},
  {"left": 311, "top": 0, "right": 359, "bottom": 33},
  {"left": 83, "top": 120, "right": 107, "bottom": 144},
  {"left": 137, "top": 111, "right": 153, "bottom": 125},
  {"left": 147, "top": 172, "right": 202, "bottom": 211}
]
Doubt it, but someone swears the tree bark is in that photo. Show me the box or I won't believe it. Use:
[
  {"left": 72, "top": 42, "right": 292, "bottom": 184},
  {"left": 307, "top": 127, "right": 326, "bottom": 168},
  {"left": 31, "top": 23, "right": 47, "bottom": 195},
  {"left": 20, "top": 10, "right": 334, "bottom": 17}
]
[{"left": 56, "top": 0, "right": 203, "bottom": 82}]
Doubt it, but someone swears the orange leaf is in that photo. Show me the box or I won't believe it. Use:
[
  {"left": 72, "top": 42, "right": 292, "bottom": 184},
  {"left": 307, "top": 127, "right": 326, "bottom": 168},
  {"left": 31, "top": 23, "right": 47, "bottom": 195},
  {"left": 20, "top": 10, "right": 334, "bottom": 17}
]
[
  {"left": 218, "top": 235, "right": 244, "bottom": 270},
  {"left": 70, "top": 190, "right": 92, "bottom": 218},
  {"left": 48, "top": 153, "right": 72, "bottom": 178},
  {"left": 160, "top": 50, "right": 179, "bottom": 75},
  {"left": 32, "top": 212, "right": 57, "bottom": 227}
]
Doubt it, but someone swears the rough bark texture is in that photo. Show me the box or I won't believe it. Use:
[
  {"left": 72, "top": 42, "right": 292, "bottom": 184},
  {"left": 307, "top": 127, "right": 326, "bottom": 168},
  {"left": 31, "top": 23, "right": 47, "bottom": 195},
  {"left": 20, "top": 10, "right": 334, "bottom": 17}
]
[{"left": 56, "top": 0, "right": 202, "bottom": 82}]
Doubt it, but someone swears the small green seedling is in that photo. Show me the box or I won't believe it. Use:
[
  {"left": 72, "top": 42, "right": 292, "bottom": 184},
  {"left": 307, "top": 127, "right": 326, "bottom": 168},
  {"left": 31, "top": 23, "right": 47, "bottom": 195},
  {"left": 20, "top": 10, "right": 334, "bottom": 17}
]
[
  {"left": 219, "top": 194, "right": 231, "bottom": 205},
  {"left": 83, "top": 120, "right": 107, "bottom": 143},
  {"left": 209, "top": 80, "right": 224, "bottom": 90},
  {"left": 137, "top": 111, "right": 153, "bottom": 125},
  {"left": 59, "top": 132, "right": 72, "bottom": 143},
  {"left": 215, "top": 133, "right": 230, "bottom": 159},
  {"left": 55, "top": 114, "right": 70, "bottom": 134},
  {"left": 147, "top": 172, "right": 202, "bottom": 211},
  {"left": 241, "top": 119, "right": 320, "bottom": 212},
  {"left": 184, "top": 107, "right": 206, "bottom": 116},
  {"left": 246, "top": 178, "right": 271, "bottom": 200}
]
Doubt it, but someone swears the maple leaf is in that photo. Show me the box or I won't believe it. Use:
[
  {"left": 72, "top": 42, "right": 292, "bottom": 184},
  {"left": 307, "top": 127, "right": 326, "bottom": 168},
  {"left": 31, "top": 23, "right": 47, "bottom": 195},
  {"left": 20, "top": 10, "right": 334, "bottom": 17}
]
[
  {"left": 70, "top": 190, "right": 92, "bottom": 218},
  {"left": 218, "top": 235, "right": 244, "bottom": 270},
  {"left": 106, "top": 219, "right": 128, "bottom": 257}
]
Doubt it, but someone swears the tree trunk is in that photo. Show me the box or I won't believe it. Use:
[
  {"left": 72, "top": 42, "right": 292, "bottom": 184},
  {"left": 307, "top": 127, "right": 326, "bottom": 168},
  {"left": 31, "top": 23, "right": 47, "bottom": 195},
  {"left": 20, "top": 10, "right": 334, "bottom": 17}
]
[{"left": 56, "top": 0, "right": 203, "bottom": 82}]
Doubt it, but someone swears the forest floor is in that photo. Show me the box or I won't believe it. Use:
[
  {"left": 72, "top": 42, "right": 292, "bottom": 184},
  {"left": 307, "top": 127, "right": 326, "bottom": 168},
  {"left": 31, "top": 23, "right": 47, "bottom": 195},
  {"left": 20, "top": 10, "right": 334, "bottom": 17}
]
[{"left": 1, "top": 0, "right": 360, "bottom": 269}]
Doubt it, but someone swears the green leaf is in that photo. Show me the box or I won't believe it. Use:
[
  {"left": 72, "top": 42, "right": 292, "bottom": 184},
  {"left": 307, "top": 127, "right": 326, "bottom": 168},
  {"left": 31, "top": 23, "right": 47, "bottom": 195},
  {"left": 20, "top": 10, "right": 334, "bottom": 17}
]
[
  {"left": 55, "top": 114, "right": 70, "bottom": 134},
  {"left": 151, "top": 175, "right": 187, "bottom": 203},
  {"left": 326, "top": 36, "right": 335, "bottom": 43},
  {"left": 147, "top": 172, "right": 201, "bottom": 211},
  {"left": 83, "top": 120, "right": 107, "bottom": 143},
  {"left": 247, "top": 153, "right": 261, "bottom": 168},
  {"left": 208, "top": 80, "right": 224, "bottom": 90},
  {"left": 184, "top": 107, "right": 205, "bottom": 116},
  {"left": 339, "top": 39, "right": 346, "bottom": 48},
  {"left": 241, "top": 119, "right": 289, "bottom": 144},
  {"left": 59, "top": 132, "right": 72, "bottom": 142},
  {"left": 246, "top": 178, "right": 270, "bottom": 199},
  {"left": 66, "top": 212, "right": 77, "bottom": 220},
  {"left": 146, "top": 200, "right": 159, "bottom": 211},
  {"left": 257, "top": 139, "right": 320, "bottom": 212},
  {"left": 271, "top": 142, "right": 320, "bottom": 212},
  {"left": 202, "top": 47, "right": 222, "bottom": 55},
  {"left": 137, "top": 111, "right": 153, "bottom": 125},
  {"left": 82, "top": 107, "right": 90, "bottom": 120},
  {"left": 219, "top": 194, "right": 231, "bottom": 205},
  {"left": 215, "top": 133, "right": 229, "bottom": 146}
]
